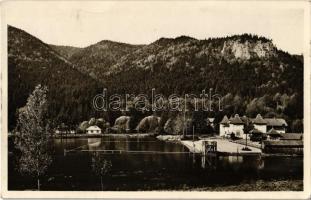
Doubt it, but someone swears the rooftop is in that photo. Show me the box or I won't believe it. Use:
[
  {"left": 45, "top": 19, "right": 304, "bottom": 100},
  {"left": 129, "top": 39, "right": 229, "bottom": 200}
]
[
  {"left": 220, "top": 115, "right": 230, "bottom": 124},
  {"left": 280, "top": 133, "right": 303, "bottom": 140},
  {"left": 86, "top": 125, "right": 101, "bottom": 131},
  {"left": 267, "top": 128, "right": 280, "bottom": 135},
  {"left": 264, "top": 140, "right": 303, "bottom": 146},
  {"left": 252, "top": 114, "right": 267, "bottom": 125},
  {"left": 229, "top": 114, "right": 244, "bottom": 124},
  {"left": 265, "top": 118, "right": 288, "bottom": 127}
]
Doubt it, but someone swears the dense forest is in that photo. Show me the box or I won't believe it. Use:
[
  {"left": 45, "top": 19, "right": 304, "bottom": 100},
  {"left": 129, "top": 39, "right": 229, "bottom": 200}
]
[
  {"left": 8, "top": 26, "right": 103, "bottom": 130},
  {"left": 8, "top": 25, "right": 303, "bottom": 132}
]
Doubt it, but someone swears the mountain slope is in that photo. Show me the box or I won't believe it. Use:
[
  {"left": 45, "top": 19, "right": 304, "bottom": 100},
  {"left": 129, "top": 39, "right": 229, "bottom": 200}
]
[
  {"left": 101, "top": 34, "right": 303, "bottom": 131},
  {"left": 9, "top": 26, "right": 303, "bottom": 132},
  {"left": 51, "top": 40, "right": 144, "bottom": 80},
  {"left": 49, "top": 44, "right": 82, "bottom": 60},
  {"left": 53, "top": 34, "right": 302, "bottom": 99},
  {"left": 8, "top": 25, "right": 102, "bottom": 130},
  {"left": 103, "top": 34, "right": 302, "bottom": 96}
]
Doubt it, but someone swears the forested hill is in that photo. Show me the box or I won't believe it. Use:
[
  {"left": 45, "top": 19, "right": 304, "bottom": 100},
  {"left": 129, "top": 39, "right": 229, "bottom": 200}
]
[
  {"left": 104, "top": 35, "right": 302, "bottom": 95},
  {"left": 50, "top": 40, "right": 144, "bottom": 81},
  {"left": 48, "top": 32, "right": 304, "bottom": 132},
  {"left": 9, "top": 25, "right": 303, "bottom": 132},
  {"left": 8, "top": 25, "right": 102, "bottom": 130},
  {"left": 52, "top": 34, "right": 303, "bottom": 98}
]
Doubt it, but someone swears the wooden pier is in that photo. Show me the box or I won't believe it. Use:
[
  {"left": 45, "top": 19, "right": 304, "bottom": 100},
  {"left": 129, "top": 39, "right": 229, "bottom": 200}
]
[{"left": 181, "top": 139, "right": 262, "bottom": 156}]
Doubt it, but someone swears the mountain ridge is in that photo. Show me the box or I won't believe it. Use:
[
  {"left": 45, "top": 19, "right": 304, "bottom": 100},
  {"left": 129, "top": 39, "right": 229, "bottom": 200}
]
[{"left": 8, "top": 25, "right": 303, "bottom": 132}]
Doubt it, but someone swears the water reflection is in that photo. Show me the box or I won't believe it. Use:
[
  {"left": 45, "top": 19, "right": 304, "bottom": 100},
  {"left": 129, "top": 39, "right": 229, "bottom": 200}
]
[
  {"left": 9, "top": 136, "right": 303, "bottom": 190},
  {"left": 87, "top": 138, "right": 101, "bottom": 149},
  {"left": 52, "top": 137, "right": 302, "bottom": 175}
]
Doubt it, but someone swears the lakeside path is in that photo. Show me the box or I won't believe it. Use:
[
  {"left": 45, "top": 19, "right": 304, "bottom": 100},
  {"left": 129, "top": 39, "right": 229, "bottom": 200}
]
[{"left": 181, "top": 139, "right": 262, "bottom": 155}]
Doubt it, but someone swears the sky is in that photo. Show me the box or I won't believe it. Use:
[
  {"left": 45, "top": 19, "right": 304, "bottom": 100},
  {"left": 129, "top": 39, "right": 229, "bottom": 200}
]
[{"left": 3, "top": 1, "right": 306, "bottom": 54}]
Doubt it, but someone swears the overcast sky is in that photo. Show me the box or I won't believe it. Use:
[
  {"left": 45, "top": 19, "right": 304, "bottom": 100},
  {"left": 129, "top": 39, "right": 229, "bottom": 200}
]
[{"left": 3, "top": 1, "right": 306, "bottom": 54}]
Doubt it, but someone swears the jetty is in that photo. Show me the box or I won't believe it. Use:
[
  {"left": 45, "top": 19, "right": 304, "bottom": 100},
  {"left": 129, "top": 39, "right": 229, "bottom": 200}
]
[{"left": 181, "top": 139, "right": 262, "bottom": 156}]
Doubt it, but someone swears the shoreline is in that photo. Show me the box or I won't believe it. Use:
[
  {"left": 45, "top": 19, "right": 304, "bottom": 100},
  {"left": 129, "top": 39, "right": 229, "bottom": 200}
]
[
  {"left": 156, "top": 135, "right": 303, "bottom": 157},
  {"left": 11, "top": 133, "right": 304, "bottom": 157},
  {"left": 52, "top": 133, "right": 155, "bottom": 139}
]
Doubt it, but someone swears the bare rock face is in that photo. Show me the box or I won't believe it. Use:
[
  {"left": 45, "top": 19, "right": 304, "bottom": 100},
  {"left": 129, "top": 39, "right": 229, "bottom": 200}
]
[
  {"left": 78, "top": 121, "right": 89, "bottom": 131},
  {"left": 164, "top": 116, "right": 184, "bottom": 135},
  {"left": 113, "top": 116, "right": 131, "bottom": 132},
  {"left": 88, "top": 117, "right": 96, "bottom": 126},
  {"left": 136, "top": 116, "right": 161, "bottom": 133},
  {"left": 221, "top": 39, "right": 276, "bottom": 60}
]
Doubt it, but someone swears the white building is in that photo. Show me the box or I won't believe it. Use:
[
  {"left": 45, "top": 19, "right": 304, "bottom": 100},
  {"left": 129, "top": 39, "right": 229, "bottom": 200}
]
[
  {"left": 229, "top": 114, "right": 245, "bottom": 138},
  {"left": 86, "top": 125, "right": 102, "bottom": 134},
  {"left": 219, "top": 114, "right": 244, "bottom": 138},
  {"left": 219, "top": 115, "right": 230, "bottom": 137},
  {"left": 252, "top": 114, "right": 267, "bottom": 133},
  {"left": 219, "top": 114, "right": 287, "bottom": 139}
]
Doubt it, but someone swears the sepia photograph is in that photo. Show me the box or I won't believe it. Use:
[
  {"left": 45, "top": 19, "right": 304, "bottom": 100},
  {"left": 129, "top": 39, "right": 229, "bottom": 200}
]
[{"left": 1, "top": 0, "right": 310, "bottom": 199}]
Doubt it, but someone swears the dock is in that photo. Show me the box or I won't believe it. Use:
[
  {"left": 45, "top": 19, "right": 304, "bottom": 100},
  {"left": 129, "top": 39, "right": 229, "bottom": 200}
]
[{"left": 181, "top": 139, "right": 262, "bottom": 156}]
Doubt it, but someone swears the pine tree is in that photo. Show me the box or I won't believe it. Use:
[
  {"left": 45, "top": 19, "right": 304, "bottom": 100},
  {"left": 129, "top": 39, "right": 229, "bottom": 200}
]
[{"left": 14, "top": 84, "right": 52, "bottom": 190}]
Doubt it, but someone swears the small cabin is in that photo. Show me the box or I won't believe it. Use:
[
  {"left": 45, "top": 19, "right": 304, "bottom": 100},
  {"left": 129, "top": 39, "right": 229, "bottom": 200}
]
[{"left": 86, "top": 125, "right": 102, "bottom": 134}]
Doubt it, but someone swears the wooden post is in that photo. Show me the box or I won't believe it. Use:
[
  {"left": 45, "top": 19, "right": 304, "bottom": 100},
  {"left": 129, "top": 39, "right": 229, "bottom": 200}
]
[
  {"left": 182, "top": 109, "right": 186, "bottom": 138},
  {"left": 192, "top": 126, "right": 195, "bottom": 164},
  {"left": 202, "top": 141, "right": 206, "bottom": 156},
  {"left": 261, "top": 133, "right": 263, "bottom": 150},
  {"left": 37, "top": 178, "right": 40, "bottom": 191},
  {"left": 237, "top": 147, "right": 239, "bottom": 159}
]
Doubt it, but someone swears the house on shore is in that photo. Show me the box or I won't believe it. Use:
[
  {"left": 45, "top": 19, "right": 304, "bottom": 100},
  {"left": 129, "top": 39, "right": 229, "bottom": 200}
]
[
  {"left": 220, "top": 114, "right": 245, "bottom": 138},
  {"left": 229, "top": 114, "right": 244, "bottom": 138},
  {"left": 266, "top": 128, "right": 282, "bottom": 140},
  {"left": 86, "top": 125, "right": 102, "bottom": 134},
  {"left": 219, "top": 115, "right": 230, "bottom": 137},
  {"left": 251, "top": 114, "right": 267, "bottom": 133},
  {"left": 219, "top": 114, "right": 288, "bottom": 139},
  {"left": 265, "top": 118, "right": 287, "bottom": 133}
]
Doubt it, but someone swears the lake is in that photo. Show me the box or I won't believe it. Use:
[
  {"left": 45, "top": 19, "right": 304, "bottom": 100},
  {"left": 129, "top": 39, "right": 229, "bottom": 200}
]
[{"left": 8, "top": 136, "right": 303, "bottom": 191}]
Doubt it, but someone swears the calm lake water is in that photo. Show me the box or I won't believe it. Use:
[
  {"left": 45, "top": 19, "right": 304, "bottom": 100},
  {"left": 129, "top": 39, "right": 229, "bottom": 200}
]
[{"left": 8, "top": 136, "right": 303, "bottom": 191}]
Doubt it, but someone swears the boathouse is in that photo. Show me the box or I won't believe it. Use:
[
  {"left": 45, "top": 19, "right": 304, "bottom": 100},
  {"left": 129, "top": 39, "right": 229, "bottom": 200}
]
[{"left": 263, "top": 140, "right": 303, "bottom": 154}]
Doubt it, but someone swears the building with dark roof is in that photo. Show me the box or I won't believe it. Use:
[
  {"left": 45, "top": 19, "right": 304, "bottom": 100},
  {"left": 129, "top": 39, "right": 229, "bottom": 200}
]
[
  {"left": 252, "top": 114, "right": 267, "bottom": 133},
  {"left": 219, "top": 114, "right": 288, "bottom": 139},
  {"left": 263, "top": 140, "right": 303, "bottom": 154},
  {"left": 265, "top": 118, "right": 287, "bottom": 133},
  {"left": 219, "top": 115, "right": 230, "bottom": 137},
  {"left": 219, "top": 114, "right": 245, "bottom": 138}
]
